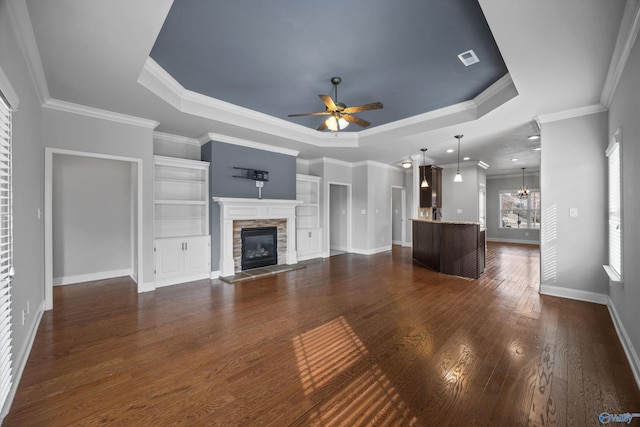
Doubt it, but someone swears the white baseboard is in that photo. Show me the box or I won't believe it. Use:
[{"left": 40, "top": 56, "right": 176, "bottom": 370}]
[
  {"left": 351, "top": 245, "right": 392, "bottom": 256},
  {"left": 130, "top": 272, "right": 138, "bottom": 284},
  {"left": 1, "top": 300, "right": 45, "bottom": 419},
  {"left": 392, "top": 240, "right": 402, "bottom": 245},
  {"left": 137, "top": 281, "right": 156, "bottom": 293},
  {"left": 53, "top": 268, "right": 133, "bottom": 286},
  {"left": 607, "top": 298, "right": 640, "bottom": 391},
  {"left": 487, "top": 237, "right": 540, "bottom": 245},
  {"left": 297, "top": 252, "right": 324, "bottom": 261},
  {"left": 539, "top": 284, "right": 608, "bottom": 305},
  {"left": 153, "top": 272, "right": 210, "bottom": 289},
  {"left": 210, "top": 271, "right": 220, "bottom": 279},
  {"left": 329, "top": 245, "right": 348, "bottom": 252}
]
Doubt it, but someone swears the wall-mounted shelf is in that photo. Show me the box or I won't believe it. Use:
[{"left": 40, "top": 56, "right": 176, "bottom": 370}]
[{"left": 232, "top": 167, "right": 269, "bottom": 182}]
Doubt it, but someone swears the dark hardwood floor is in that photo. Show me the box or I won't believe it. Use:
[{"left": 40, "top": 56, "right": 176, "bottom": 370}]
[{"left": 5, "top": 243, "right": 639, "bottom": 426}]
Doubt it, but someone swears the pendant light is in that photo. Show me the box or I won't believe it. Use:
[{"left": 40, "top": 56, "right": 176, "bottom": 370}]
[
  {"left": 518, "top": 167, "right": 530, "bottom": 199},
  {"left": 453, "top": 135, "right": 463, "bottom": 182},
  {"left": 420, "top": 148, "right": 429, "bottom": 188}
]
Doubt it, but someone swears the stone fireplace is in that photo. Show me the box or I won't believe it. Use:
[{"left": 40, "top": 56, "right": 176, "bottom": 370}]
[{"left": 213, "top": 198, "right": 302, "bottom": 277}]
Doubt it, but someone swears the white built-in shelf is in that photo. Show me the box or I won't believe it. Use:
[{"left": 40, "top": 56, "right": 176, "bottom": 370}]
[{"left": 154, "top": 155, "right": 209, "bottom": 239}]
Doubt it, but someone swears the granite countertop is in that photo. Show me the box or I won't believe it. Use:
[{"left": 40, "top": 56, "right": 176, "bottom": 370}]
[{"left": 410, "top": 218, "right": 481, "bottom": 226}]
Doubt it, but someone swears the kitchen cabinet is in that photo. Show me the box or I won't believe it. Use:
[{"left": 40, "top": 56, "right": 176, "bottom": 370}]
[{"left": 419, "top": 165, "right": 442, "bottom": 208}]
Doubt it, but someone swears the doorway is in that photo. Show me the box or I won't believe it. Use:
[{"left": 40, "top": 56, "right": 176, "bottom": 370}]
[
  {"left": 44, "top": 148, "right": 143, "bottom": 310},
  {"left": 328, "top": 182, "right": 351, "bottom": 256},
  {"left": 391, "top": 186, "right": 406, "bottom": 246}
]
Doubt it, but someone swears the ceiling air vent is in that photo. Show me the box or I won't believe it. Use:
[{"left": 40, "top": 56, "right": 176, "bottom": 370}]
[{"left": 458, "top": 49, "right": 479, "bottom": 66}]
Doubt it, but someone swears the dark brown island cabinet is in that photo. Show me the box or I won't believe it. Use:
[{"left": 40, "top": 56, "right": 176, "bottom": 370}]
[
  {"left": 411, "top": 219, "right": 486, "bottom": 279},
  {"left": 418, "top": 165, "right": 443, "bottom": 208}
]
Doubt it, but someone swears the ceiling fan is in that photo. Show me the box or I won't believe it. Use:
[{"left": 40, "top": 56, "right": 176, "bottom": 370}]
[{"left": 288, "top": 77, "right": 383, "bottom": 132}]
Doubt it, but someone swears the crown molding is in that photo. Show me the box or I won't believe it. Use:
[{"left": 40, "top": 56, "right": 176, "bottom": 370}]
[
  {"left": 6, "top": 0, "right": 50, "bottom": 106},
  {"left": 352, "top": 159, "right": 402, "bottom": 170},
  {"left": 0, "top": 66, "right": 19, "bottom": 110},
  {"left": 601, "top": 0, "right": 640, "bottom": 107},
  {"left": 536, "top": 103, "right": 608, "bottom": 124},
  {"left": 308, "top": 157, "right": 354, "bottom": 168},
  {"left": 153, "top": 131, "right": 200, "bottom": 146},
  {"left": 44, "top": 99, "right": 159, "bottom": 129},
  {"left": 199, "top": 132, "right": 299, "bottom": 157}
]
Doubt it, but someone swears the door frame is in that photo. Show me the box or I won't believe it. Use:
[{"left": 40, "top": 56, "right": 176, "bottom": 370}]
[
  {"left": 326, "top": 181, "right": 352, "bottom": 256},
  {"left": 390, "top": 186, "right": 407, "bottom": 246},
  {"left": 44, "top": 147, "right": 143, "bottom": 310}
]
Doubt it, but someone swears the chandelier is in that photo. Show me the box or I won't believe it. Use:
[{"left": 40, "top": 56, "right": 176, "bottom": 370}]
[{"left": 518, "top": 167, "right": 530, "bottom": 199}]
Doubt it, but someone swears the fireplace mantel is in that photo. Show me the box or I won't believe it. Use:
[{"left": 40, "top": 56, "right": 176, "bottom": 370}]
[{"left": 213, "top": 197, "right": 302, "bottom": 277}]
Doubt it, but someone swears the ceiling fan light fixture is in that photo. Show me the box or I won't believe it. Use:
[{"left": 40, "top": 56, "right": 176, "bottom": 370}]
[{"left": 325, "top": 116, "right": 349, "bottom": 132}]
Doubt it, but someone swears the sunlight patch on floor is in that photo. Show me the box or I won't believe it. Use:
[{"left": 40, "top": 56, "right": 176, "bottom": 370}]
[{"left": 293, "top": 316, "right": 419, "bottom": 425}]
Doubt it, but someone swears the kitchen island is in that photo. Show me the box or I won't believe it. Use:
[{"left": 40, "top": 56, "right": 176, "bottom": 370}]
[{"left": 411, "top": 218, "right": 485, "bottom": 279}]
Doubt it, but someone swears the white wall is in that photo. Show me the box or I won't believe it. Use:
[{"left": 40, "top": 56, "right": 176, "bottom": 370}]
[
  {"left": 0, "top": 1, "right": 45, "bottom": 417},
  {"left": 486, "top": 173, "right": 541, "bottom": 243},
  {"left": 52, "top": 155, "right": 132, "bottom": 283},
  {"left": 441, "top": 162, "right": 480, "bottom": 222},
  {"left": 607, "top": 29, "right": 640, "bottom": 384},
  {"left": 391, "top": 187, "right": 402, "bottom": 244},
  {"left": 539, "top": 111, "right": 608, "bottom": 298}
]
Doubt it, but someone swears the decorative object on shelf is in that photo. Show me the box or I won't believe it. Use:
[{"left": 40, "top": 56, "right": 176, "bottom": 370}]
[
  {"left": 518, "top": 167, "right": 530, "bottom": 199},
  {"left": 288, "top": 76, "right": 383, "bottom": 132},
  {"left": 420, "top": 148, "right": 429, "bottom": 188},
  {"left": 453, "top": 134, "right": 463, "bottom": 183},
  {"left": 401, "top": 159, "right": 413, "bottom": 169}
]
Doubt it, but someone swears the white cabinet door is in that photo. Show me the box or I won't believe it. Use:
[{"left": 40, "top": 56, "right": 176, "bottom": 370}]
[
  {"left": 184, "top": 236, "right": 210, "bottom": 275},
  {"left": 297, "top": 228, "right": 322, "bottom": 260},
  {"left": 155, "top": 238, "right": 185, "bottom": 281}
]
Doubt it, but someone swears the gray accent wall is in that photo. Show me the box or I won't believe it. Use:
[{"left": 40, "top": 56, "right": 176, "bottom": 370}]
[
  {"left": 486, "top": 173, "right": 541, "bottom": 243},
  {"left": 607, "top": 31, "right": 640, "bottom": 381},
  {"left": 52, "top": 155, "right": 132, "bottom": 280},
  {"left": 202, "top": 140, "right": 297, "bottom": 272}
]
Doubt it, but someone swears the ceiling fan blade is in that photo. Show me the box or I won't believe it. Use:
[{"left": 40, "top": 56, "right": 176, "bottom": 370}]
[
  {"left": 288, "top": 111, "right": 331, "bottom": 117},
  {"left": 342, "top": 102, "right": 384, "bottom": 114},
  {"left": 317, "top": 120, "right": 328, "bottom": 131},
  {"left": 342, "top": 114, "right": 370, "bottom": 128},
  {"left": 319, "top": 95, "right": 337, "bottom": 111}
]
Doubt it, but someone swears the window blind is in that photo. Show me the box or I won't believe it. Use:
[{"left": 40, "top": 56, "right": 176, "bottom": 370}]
[
  {"left": 0, "top": 95, "right": 12, "bottom": 409},
  {"left": 606, "top": 141, "right": 622, "bottom": 280}
]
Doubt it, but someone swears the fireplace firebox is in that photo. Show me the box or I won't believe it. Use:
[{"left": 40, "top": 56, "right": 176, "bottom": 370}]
[{"left": 241, "top": 227, "right": 278, "bottom": 270}]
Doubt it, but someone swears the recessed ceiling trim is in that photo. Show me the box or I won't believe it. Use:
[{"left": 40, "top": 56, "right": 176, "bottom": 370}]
[{"left": 138, "top": 58, "right": 360, "bottom": 149}]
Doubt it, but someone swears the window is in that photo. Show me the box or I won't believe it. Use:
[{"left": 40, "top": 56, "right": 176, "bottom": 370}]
[
  {"left": 0, "top": 93, "right": 13, "bottom": 410},
  {"left": 499, "top": 190, "right": 541, "bottom": 229},
  {"left": 604, "top": 130, "right": 622, "bottom": 282}
]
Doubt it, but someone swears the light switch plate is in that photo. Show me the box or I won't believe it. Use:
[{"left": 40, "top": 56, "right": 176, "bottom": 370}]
[
  {"left": 569, "top": 208, "right": 578, "bottom": 217},
  {"left": 457, "top": 209, "right": 463, "bottom": 214}
]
